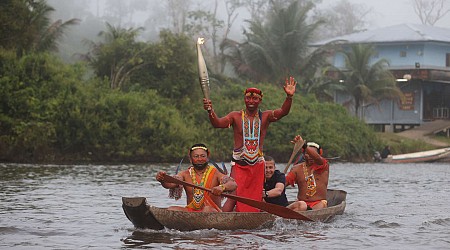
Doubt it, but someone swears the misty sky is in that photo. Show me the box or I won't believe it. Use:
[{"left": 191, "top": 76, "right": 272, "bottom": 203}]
[{"left": 319, "top": 0, "right": 450, "bottom": 29}]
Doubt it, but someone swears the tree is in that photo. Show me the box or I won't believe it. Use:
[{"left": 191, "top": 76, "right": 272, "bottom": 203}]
[
  {"left": 83, "top": 23, "right": 146, "bottom": 89},
  {"left": 0, "top": 0, "right": 79, "bottom": 56},
  {"left": 412, "top": 0, "right": 450, "bottom": 25},
  {"left": 334, "top": 44, "right": 402, "bottom": 118},
  {"left": 130, "top": 30, "right": 198, "bottom": 100},
  {"left": 315, "top": 0, "right": 371, "bottom": 40},
  {"left": 166, "top": 0, "right": 193, "bottom": 34},
  {"left": 222, "top": 1, "right": 327, "bottom": 83},
  {"left": 103, "top": 0, "right": 149, "bottom": 27}
]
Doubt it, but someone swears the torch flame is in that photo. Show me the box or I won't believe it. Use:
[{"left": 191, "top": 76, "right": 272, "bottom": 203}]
[{"left": 197, "top": 37, "right": 205, "bottom": 45}]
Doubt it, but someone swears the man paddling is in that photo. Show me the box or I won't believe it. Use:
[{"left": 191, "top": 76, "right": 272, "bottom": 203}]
[
  {"left": 203, "top": 77, "right": 297, "bottom": 212},
  {"left": 156, "top": 143, "right": 237, "bottom": 212},
  {"left": 285, "top": 135, "right": 329, "bottom": 211},
  {"left": 263, "top": 156, "right": 289, "bottom": 207}
]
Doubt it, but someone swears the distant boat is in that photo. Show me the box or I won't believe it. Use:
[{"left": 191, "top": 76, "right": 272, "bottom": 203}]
[{"left": 382, "top": 147, "right": 450, "bottom": 163}]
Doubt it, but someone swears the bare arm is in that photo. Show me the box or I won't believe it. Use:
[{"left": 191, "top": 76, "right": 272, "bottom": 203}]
[
  {"left": 155, "top": 171, "right": 183, "bottom": 189},
  {"left": 266, "top": 182, "right": 285, "bottom": 198},
  {"left": 269, "top": 76, "right": 297, "bottom": 122},
  {"left": 291, "top": 135, "right": 323, "bottom": 165},
  {"left": 305, "top": 146, "right": 324, "bottom": 165},
  {"left": 203, "top": 98, "right": 234, "bottom": 128},
  {"left": 211, "top": 175, "right": 237, "bottom": 196}
]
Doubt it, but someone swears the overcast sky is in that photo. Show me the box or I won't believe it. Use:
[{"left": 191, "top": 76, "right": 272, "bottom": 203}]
[{"left": 319, "top": 0, "right": 450, "bottom": 29}]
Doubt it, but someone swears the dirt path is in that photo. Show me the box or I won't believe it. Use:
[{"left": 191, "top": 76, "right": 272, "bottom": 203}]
[{"left": 396, "top": 120, "right": 450, "bottom": 147}]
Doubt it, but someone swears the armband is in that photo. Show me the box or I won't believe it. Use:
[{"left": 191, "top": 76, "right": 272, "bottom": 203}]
[
  {"left": 311, "top": 162, "right": 329, "bottom": 173},
  {"left": 285, "top": 171, "right": 296, "bottom": 187}
]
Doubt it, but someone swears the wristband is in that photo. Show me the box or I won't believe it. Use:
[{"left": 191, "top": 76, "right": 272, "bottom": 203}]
[
  {"left": 264, "top": 190, "right": 269, "bottom": 198},
  {"left": 302, "top": 141, "right": 308, "bottom": 150}
]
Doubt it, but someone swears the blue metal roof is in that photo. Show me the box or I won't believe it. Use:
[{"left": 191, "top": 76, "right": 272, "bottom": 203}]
[{"left": 313, "top": 23, "right": 450, "bottom": 45}]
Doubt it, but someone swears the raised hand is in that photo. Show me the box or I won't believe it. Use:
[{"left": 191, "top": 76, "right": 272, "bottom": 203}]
[
  {"left": 291, "top": 135, "right": 304, "bottom": 146},
  {"left": 283, "top": 76, "right": 297, "bottom": 97},
  {"left": 203, "top": 98, "right": 212, "bottom": 111}
]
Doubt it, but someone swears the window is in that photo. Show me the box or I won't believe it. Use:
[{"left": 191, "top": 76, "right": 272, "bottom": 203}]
[
  {"left": 446, "top": 53, "right": 450, "bottom": 67},
  {"left": 400, "top": 51, "right": 407, "bottom": 57}
]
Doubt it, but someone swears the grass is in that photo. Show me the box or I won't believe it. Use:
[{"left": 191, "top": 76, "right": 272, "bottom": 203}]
[{"left": 375, "top": 132, "right": 440, "bottom": 155}]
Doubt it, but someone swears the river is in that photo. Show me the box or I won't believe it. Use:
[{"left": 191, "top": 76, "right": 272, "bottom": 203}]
[{"left": 1, "top": 162, "right": 449, "bottom": 249}]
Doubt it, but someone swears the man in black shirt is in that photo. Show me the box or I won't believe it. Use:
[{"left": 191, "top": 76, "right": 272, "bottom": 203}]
[{"left": 263, "top": 156, "right": 289, "bottom": 207}]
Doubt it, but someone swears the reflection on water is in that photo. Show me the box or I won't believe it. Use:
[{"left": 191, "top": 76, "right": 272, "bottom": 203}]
[{"left": 1, "top": 163, "right": 450, "bottom": 249}]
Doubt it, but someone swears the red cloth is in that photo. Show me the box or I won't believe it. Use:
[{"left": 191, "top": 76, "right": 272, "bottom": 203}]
[
  {"left": 311, "top": 159, "right": 329, "bottom": 173},
  {"left": 285, "top": 171, "right": 296, "bottom": 187},
  {"left": 305, "top": 200, "right": 326, "bottom": 208},
  {"left": 231, "top": 160, "right": 265, "bottom": 212}
]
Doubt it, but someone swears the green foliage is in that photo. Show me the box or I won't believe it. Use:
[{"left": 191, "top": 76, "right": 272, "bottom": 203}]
[
  {"left": 0, "top": 9, "right": 396, "bottom": 163},
  {"left": 131, "top": 30, "right": 198, "bottom": 101},
  {"left": 257, "top": 85, "right": 381, "bottom": 161},
  {"left": 376, "top": 132, "right": 436, "bottom": 155},
  {"left": 84, "top": 23, "right": 146, "bottom": 89},
  {"left": 0, "top": 51, "right": 81, "bottom": 161},
  {"left": 0, "top": 0, "right": 79, "bottom": 55}
]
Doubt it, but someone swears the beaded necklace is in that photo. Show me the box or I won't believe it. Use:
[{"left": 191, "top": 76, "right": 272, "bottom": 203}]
[
  {"left": 302, "top": 163, "right": 317, "bottom": 197},
  {"left": 241, "top": 110, "right": 261, "bottom": 164},
  {"left": 189, "top": 166, "right": 211, "bottom": 210}
]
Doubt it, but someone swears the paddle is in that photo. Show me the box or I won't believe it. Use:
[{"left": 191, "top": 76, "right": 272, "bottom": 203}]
[
  {"left": 283, "top": 139, "right": 304, "bottom": 174},
  {"left": 162, "top": 173, "right": 312, "bottom": 221}
]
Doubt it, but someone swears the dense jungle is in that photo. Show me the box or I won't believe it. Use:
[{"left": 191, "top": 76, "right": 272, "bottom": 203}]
[{"left": 0, "top": 0, "right": 433, "bottom": 164}]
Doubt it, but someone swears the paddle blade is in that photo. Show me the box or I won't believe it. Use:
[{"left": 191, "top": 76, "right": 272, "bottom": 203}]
[
  {"left": 223, "top": 193, "right": 312, "bottom": 221},
  {"left": 284, "top": 140, "right": 304, "bottom": 173},
  {"left": 162, "top": 174, "right": 312, "bottom": 221}
]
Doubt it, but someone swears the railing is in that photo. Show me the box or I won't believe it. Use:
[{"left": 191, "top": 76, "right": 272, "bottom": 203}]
[{"left": 433, "top": 107, "right": 449, "bottom": 119}]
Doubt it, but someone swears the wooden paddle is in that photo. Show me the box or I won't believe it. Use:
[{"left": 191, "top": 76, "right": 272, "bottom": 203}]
[
  {"left": 283, "top": 139, "right": 304, "bottom": 174},
  {"left": 162, "top": 174, "right": 312, "bottom": 221}
]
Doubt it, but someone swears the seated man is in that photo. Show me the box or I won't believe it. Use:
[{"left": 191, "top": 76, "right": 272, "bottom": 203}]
[
  {"left": 380, "top": 145, "right": 391, "bottom": 159},
  {"left": 155, "top": 143, "right": 237, "bottom": 212},
  {"left": 263, "top": 156, "right": 289, "bottom": 207},
  {"left": 286, "top": 135, "right": 329, "bottom": 211}
]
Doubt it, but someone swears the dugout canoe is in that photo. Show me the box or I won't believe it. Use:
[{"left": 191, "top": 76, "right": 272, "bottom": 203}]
[{"left": 122, "top": 189, "right": 347, "bottom": 231}]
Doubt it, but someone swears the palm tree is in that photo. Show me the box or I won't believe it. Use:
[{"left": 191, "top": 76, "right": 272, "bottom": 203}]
[
  {"left": 222, "top": 1, "right": 327, "bottom": 83},
  {"left": 23, "top": 0, "right": 79, "bottom": 54},
  {"left": 1, "top": 0, "right": 79, "bottom": 55},
  {"left": 82, "top": 23, "right": 146, "bottom": 89},
  {"left": 335, "top": 43, "right": 403, "bottom": 118}
]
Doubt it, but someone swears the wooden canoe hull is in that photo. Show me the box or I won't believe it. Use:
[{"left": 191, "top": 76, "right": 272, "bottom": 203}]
[
  {"left": 122, "top": 189, "right": 347, "bottom": 231},
  {"left": 382, "top": 147, "right": 450, "bottom": 163}
]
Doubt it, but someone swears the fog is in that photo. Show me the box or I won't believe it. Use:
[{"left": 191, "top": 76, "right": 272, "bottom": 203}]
[
  {"left": 45, "top": 0, "right": 450, "bottom": 62},
  {"left": 321, "top": 0, "right": 450, "bottom": 28}
]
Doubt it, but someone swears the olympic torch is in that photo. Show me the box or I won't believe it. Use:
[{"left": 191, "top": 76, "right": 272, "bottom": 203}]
[{"left": 196, "top": 38, "right": 210, "bottom": 101}]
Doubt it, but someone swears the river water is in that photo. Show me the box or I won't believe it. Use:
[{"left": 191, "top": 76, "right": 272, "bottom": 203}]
[{"left": 1, "top": 162, "right": 449, "bottom": 249}]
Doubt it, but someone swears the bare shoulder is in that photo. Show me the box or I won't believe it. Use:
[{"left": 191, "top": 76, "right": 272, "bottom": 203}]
[
  {"left": 261, "top": 110, "right": 274, "bottom": 117},
  {"left": 215, "top": 170, "right": 225, "bottom": 179},
  {"left": 228, "top": 110, "right": 242, "bottom": 117},
  {"left": 178, "top": 169, "right": 191, "bottom": 180},
  {"left": 291, "top": 162, "right": 304, "bottom": 171}
]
